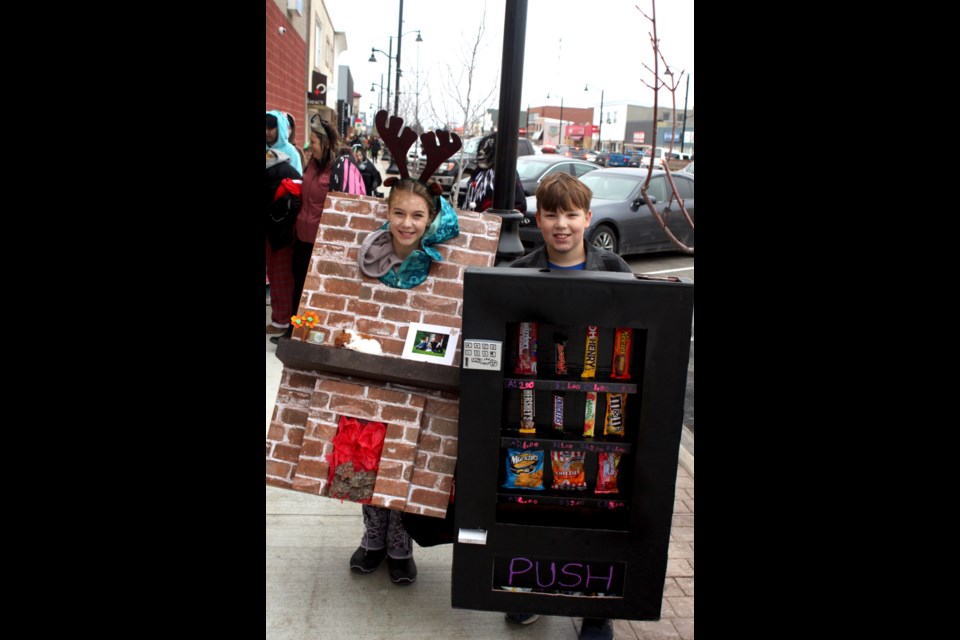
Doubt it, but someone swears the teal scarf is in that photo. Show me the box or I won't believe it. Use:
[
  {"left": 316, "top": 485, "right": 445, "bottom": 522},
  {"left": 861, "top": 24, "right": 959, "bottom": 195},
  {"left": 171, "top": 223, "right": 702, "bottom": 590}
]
[{"left": 378, "top": 197, "right": 460, "bottom": 289}]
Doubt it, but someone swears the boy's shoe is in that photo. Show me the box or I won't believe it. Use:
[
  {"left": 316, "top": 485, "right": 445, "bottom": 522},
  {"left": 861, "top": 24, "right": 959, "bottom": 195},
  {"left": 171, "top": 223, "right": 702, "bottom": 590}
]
[
  {"left": 387, "top": 556, "right": 417, "bottom": 585},
  {"left": 349, "top": 546, "right": 387, "bottom": 574},
  {"left": 579, "top": 618, "right": 613, "bottom": 640},
  {"left": 505, "top": 613, "right": 540, "bottom": 625}
]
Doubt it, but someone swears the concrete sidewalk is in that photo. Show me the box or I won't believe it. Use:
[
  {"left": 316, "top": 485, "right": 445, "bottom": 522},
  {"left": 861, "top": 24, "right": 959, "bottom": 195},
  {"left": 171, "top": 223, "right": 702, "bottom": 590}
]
[{"left": 265, "top": 309, "right": 694, "bottom": 639}]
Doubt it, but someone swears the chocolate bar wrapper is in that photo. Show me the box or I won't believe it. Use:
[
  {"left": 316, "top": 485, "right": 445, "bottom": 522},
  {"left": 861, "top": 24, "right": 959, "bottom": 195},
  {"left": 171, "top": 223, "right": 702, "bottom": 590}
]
[
  {"left": 603, "top": 392, "right": 627, "bottom": 437},
  {"left": 583, "top": 391, "right": 597, "bottom": 436},
  {"left": 514, "top": 322, "right": 538, "bottom": 376},
  {"left": 554, "top": 333, "right": 568, "bottom": 375},
  {"left": 581, "top": 325, "right": 599, "bottom": 380},
  {"left": 611, "top": 327, "right": 633, "bottom": 380},
  {"left": 519, "top": 389, "right": 536, "bottom": 434},
  {"left": 552, "top": 392, "right": 565, "bottom": 432}
]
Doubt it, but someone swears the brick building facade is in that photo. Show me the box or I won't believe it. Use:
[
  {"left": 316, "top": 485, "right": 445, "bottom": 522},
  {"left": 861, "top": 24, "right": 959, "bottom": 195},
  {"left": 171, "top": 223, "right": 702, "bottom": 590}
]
[{"left": 266, "top": 1, "right": 308, "bottom": 147}]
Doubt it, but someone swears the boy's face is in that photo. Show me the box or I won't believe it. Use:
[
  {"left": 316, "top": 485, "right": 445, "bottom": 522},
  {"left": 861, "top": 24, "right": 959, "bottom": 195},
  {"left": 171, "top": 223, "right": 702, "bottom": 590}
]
[{"left": 536, "top": 206, "right": 593, "bottom": 259}]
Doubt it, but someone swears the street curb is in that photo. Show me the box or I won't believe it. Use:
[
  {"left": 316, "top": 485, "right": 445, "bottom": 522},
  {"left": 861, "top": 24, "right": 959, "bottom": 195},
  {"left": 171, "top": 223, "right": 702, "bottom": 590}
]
[
  {"left": 678, "top": 443, "right": 694, "bottom": 478},
  {"left": 678, "top": 425, "right": 694, "bottom": 478}
]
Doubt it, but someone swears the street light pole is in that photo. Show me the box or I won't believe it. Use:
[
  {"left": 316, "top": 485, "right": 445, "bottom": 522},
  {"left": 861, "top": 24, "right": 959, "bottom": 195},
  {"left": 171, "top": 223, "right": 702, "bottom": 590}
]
[
  {"left": 598, "top": 90, "right": 604, "bottom": 151},
  {"left": 370, "top": 43, "right": 394, "bottom": 110},
  {"left": 394, "top": 0, "right": 404, "bottom": 115},
  {"left": 680, "top": 74, "right": 690, "bottom": 154},
  {"left": 559, "top": 96, "right": 564, "bottom": 148},
  {"left": 585, "top": 85, "right": 604, "bottom": 151}
]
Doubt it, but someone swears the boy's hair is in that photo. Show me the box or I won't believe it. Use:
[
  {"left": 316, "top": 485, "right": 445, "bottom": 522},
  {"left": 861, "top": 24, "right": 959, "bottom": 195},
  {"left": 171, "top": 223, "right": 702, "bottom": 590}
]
[{"left": 536, "top": 173, "right": 592, "bottom": 214}]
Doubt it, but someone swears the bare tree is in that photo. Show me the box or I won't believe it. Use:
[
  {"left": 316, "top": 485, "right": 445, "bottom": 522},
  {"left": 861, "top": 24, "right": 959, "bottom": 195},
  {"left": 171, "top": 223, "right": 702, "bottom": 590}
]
[
  {"left": 636, "top": 0, "right": 694, "bottom": 255},
  {"left": 427, "top": 1, "right": 499, "bottom": 204}
]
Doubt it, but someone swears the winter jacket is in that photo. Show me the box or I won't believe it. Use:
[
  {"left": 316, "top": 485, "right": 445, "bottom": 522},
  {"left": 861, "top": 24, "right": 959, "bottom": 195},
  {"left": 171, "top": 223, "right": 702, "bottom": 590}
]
[{"left": 266, "top": 109, "right": 303, "bottom": 174}]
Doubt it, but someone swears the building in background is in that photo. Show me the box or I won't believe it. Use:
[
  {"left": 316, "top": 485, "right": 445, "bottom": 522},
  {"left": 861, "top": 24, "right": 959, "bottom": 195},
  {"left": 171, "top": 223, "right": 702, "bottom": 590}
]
[{"left": 267, "top": 0, "right": 340, "bottom": 150}]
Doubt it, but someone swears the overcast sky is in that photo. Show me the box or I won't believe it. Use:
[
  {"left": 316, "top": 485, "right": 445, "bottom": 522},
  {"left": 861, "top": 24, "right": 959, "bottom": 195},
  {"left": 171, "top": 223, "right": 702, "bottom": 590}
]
[{"left": 322, "top": 0, "right": 693, "bottom": 128}]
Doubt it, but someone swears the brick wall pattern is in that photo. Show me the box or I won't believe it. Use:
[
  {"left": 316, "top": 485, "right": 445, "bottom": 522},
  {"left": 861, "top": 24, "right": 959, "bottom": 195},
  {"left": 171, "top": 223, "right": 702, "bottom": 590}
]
[
  {"left": 290, "top": 192, "right": 504, "bottom": 369},
  {"left": 265, "top": 0, "right": 308, "bottom": 147},
  {"left": 266, "top": 192, "right": 502, "bottom": 517}
]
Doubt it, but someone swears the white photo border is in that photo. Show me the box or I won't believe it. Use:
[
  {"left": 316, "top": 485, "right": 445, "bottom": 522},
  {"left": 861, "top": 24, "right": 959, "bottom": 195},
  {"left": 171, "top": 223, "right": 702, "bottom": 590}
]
[{"left": 401, "top": 322, "right": 460, "bottom": 366}]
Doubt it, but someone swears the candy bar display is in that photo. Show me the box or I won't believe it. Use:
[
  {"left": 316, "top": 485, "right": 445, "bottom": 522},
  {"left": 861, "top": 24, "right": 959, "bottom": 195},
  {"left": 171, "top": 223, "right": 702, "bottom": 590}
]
[
  {"left": 497, "top": 322, "right": 640, "bottom": 510},
  {"left": 454, "top": 267, "right": 693, "bottom": 620}
]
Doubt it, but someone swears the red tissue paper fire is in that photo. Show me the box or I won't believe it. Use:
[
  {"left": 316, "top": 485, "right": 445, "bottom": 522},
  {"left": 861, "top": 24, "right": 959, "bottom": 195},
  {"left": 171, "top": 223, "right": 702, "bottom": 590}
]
[{"left": 326, "top": 416, "right": 387, "bottom": 503}]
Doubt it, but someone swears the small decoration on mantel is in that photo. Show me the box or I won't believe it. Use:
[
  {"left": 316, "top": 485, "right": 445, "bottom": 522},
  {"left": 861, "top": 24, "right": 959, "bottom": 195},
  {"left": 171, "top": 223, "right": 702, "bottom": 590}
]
[
  {"left": 289, "top": 312, "right": 321, "bottom": 340},
  {"left": 334, "top": 329, "right": 384, "bottom": 355}
]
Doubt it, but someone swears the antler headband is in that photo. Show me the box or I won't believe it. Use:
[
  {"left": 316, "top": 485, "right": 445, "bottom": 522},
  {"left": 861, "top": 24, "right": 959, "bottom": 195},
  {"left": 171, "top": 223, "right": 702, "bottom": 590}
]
[{"left": 375, "top": 110, "right": 462, "bottom": 191}]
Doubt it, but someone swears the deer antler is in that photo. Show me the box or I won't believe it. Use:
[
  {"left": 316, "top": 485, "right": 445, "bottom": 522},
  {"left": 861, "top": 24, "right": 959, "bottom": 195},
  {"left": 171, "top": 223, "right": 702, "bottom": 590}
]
[
  {"left": 417, "top": 130, "right": 462, "bottom": 186},
  {"left": 375, "top": 110, "right": 417, "bottom": 179}
]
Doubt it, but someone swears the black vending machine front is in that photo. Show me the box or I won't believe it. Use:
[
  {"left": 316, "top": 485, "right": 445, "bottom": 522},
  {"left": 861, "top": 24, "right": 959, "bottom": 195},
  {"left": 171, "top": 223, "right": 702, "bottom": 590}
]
[{"left": 452, "top": 267, "right": 693, "bottom": 620}]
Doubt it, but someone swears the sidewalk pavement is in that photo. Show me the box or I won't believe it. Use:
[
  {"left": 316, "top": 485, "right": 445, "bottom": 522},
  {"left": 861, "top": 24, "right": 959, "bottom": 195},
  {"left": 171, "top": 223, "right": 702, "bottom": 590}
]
[{"left": 265, "top": 303, "right": 694, "bottom": 639}]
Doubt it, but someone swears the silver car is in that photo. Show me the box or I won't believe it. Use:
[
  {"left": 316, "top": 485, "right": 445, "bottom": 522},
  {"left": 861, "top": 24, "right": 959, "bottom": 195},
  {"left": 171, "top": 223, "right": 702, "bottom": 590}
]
[{"left": 520, "top": 167, "right": 694, "bottom": 256}]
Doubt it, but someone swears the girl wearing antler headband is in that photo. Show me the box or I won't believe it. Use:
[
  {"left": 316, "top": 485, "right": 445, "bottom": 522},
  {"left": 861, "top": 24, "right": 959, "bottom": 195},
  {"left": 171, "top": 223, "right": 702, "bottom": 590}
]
[
  {"left": 347, "top": 113, "right": 464, "bottom": 585},
  {"left": 358, "top": 178, "right": 460, "bottom": 289},
  {"left": 356, "top": 110, "right": 464, "bottom": 290}
]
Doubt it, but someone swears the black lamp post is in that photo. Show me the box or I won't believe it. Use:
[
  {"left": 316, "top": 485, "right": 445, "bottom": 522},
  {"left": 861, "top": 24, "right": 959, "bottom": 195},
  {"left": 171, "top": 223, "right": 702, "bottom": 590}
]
[
  {"left": 371, "top": 74, "right": 387, "bottom": 112},
  {"left": 548, "top": 92, "right": 564, "bottom": 148},
  {"left": 585, "top": 84, "right": 604, "bottom": 152},
  {"left": 680, "top": 74, "right": 690, "bottom": 154},
  {"left": 369, "top": 43, "right": 394, "bottom": 111}
]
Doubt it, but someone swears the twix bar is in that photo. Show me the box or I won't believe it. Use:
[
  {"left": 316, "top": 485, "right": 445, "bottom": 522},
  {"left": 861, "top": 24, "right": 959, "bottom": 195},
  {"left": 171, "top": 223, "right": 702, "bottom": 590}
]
[
  {"left": 581, "top": 325, "right": 599, "bottom": 380},
  {"left": 611, "top": 328, "right": 633, "bottom": 380}
]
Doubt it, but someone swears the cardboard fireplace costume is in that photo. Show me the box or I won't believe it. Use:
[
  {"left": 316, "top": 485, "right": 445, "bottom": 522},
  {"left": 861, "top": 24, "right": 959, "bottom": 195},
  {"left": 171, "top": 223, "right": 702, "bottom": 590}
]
[
  {"left": 451, "top": 267, "right": 694, "bottom": 620},
  {"left": 265, "top": 188, "right": 503, "bottom": 518}
]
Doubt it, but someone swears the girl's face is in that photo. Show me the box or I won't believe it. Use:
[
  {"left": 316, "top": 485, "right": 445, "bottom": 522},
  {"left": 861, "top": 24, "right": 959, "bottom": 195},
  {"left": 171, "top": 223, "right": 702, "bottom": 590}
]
[
  {"left": 388, "top": 191, "right": 434, "bottom": 258},
  {"left": 309, "top": 132, "right": 326, "bottom": 161}
]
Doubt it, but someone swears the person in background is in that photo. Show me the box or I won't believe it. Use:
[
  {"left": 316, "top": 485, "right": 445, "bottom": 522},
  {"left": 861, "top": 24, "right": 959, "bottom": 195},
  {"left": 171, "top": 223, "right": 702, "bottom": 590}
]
[
  {"left": 461, "top": 133, "right": 526, "bottom": 214},
  {"left": 266, "top": 110, "right": 302, "bottom": 174},
  {"left": 270, "top": 116, "right": 365, "bottom": 345},
  {"left": 285, "top": 113, "right": 307, "bottom": 171},
  {"left": 368, "top": 135, "right": 382, "bottom": 163},
  {"left": 352, "top": 178, "right": 461, "bottom": 583},
  {"left": 265, "top": 148, "right": 302, "bottom": 336},
  {"left": 504, "top": 172, "right": 629, "bottom": 640},
  {"left": 355, "top": 146, "right": 383, "bottom": 197}
]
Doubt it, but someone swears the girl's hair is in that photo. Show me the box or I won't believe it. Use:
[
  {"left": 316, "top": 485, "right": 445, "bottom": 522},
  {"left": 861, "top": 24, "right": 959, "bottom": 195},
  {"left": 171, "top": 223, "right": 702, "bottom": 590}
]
[
  {"left": 388, "top": 179, "right": 440, "bottom": 221},
  {"left": 308, "top": 116, "right": 339, "bottom": 172}
]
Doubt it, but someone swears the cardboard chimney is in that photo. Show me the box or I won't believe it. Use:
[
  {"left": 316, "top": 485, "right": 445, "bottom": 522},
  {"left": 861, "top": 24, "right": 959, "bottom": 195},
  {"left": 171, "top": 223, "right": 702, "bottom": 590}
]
[{"left": 265, "top": 191, "right": 502, "bottom": 518}]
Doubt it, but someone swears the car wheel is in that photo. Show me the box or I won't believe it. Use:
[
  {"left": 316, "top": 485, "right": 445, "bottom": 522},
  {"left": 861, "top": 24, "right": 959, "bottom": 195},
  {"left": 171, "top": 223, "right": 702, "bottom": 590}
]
[{"left": 590, "top": 224, "right": 618, "bottom": 254}]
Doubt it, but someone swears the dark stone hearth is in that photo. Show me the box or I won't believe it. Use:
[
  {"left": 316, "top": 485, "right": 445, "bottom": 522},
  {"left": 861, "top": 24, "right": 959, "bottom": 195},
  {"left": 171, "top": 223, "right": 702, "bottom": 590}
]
[{"left": 275, "top": 339, "right": 460, "bottom": 392}]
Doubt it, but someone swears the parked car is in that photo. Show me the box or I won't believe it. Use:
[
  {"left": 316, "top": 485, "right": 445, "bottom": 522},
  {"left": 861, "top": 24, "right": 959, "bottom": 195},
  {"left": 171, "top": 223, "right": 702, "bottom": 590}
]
[
  {"left": 583, "top": 150, "right": 599, "bottom": 163},
  {"left": 636, "top": 146, "right": 673, "bottom": 169},
  {"left": 594, "top": 151, "right": 610, "bottom": 166},
  {"left": 605, "top": 152, "right": 632, "bottom": 167},
  {"left": 678, "top": 161, "right": 694, "bottom": 175},
  {"left": 518, "top": 167, "right": 694, "bottom": 256},
  {"left": 515, "top": 155, "right": 600, "bottom": 197},
  {"left": 455, "top": 136, "right": 537, "bottom": 182},
  {"left": 409, "top": 153, "right": 459, "bottom": 195}
]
